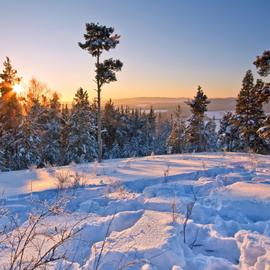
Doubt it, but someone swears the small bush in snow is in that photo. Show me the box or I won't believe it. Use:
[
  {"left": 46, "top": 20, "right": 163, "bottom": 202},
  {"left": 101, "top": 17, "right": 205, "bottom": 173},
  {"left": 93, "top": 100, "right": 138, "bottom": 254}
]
[
  {"left": 55, "top": 170, "right": 86, "bottom": 190},
  {"left": 163, "top": 164, "right": 170, "bottom": 183}
]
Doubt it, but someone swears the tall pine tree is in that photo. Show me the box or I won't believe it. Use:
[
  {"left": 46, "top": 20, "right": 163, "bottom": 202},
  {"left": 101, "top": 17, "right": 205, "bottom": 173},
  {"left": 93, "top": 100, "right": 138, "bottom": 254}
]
[{"left": 79, "top": 23, "right": 123, "bottom": 162}]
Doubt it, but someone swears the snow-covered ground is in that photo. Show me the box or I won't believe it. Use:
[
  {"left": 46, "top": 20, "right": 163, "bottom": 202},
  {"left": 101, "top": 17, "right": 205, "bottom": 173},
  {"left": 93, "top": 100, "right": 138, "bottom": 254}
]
[{"left": 0, "top": 153, "right": 270, "bottom": 269}]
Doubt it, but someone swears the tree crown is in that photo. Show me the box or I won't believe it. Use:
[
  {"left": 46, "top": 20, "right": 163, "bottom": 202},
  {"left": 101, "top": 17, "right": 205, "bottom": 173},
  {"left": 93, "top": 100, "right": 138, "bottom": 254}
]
[
  {"left": 0, "top": 57, "right": 21, "bottom": 96},
  {"left": 73, "top": 87, "right": 90, "bottom": 108},
  {"left": 254, "top": 50, "right": 270, "bottom": 77},
  {"left": 96, "top": 58, "right": 123, "bottom": 86},
  {"left": 186, "top": 86, "right": 210, "bottom": 115},
  {"left": 78, "top": 23, "right": 120, "bottom": 57}
]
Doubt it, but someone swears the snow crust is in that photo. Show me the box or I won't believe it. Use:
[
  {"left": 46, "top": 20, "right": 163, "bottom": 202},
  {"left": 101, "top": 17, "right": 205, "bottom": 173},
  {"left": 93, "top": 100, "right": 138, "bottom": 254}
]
[{"left": 0, "top": 152, "right": 270, "bottom": 269}]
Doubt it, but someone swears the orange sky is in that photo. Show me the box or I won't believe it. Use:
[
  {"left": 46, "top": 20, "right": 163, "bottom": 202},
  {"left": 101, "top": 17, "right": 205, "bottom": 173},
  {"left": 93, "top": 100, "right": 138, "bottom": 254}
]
[{"left": 1, "top": 1, "right": 270, "bottom": 102}]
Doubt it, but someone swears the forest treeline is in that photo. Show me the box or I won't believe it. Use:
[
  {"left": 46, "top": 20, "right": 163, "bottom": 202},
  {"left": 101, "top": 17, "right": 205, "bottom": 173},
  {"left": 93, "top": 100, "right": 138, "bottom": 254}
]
[{"left": 0, "top": 50, "right": 270, "bottom": 171}]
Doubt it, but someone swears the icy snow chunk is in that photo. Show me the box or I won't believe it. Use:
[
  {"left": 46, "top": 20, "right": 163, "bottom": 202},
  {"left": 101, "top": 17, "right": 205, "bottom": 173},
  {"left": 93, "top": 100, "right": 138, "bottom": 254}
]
[
  {"left": 171, "top": 266, "right": 183, "bottom": 270},
  {"left": 236, "top": 230, "right": 270, "bottom": 269},
  {"left": 187, "top": 253, "right": 238, "bottom": 270},
  {"left": 141, "top": 264, "right": 156, "bottom": 270},
  {"left": 225, "top": 182, "right": 270, "bottom": 201}
]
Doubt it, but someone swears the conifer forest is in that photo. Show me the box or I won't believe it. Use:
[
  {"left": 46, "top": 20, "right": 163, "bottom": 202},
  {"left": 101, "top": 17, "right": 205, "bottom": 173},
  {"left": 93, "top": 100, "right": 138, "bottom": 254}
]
[{"left": 1, "top": 36, "right": 270, "bottom": 170}]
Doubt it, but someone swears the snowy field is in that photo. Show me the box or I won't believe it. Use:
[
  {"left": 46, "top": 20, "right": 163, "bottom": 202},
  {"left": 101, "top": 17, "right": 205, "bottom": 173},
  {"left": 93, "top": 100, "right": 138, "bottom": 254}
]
[{"left": 0, "top": 153, "right": 270, "bottom": 269}]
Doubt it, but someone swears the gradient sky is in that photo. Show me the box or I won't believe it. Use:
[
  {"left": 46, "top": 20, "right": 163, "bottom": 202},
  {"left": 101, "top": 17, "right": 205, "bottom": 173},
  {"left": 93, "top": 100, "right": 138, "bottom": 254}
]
[{"left": 1, "top": 0, "right": 270, "bottom": 101}]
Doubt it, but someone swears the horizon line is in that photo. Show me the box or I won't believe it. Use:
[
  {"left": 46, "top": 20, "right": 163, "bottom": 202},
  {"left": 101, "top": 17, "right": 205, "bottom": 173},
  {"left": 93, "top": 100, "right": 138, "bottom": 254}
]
[{"left": 61, "top": 96, "right": 237, "bottom": 103}]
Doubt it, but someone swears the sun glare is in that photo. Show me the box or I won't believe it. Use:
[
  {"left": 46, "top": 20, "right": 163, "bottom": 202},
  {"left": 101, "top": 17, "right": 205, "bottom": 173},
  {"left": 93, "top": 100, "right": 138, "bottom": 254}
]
[{"left": 13, "top": 83, "right": 24, "bottom": 94}]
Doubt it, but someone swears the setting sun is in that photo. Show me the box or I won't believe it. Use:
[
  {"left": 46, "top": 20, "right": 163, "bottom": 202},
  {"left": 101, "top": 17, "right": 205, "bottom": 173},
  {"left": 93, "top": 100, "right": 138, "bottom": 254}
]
[{"left": 13, "top": 83, "right": 23, "bottom": 94}]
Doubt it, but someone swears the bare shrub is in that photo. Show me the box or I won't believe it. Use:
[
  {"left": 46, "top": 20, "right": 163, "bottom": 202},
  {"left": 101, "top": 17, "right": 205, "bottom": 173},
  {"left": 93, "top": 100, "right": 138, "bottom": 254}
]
[
  {"left": 248, "top": 151, "right": 258, "bottom": 171},
  {"left": 93, "top": 161, "right": 106, "bottom": 176},
  {"left": 148, "top": 152, "right": 155, "bottom": 160},
  {"left": 189, "top": 228, "right": 202, "bottom": 249},
  {"left": 54, "top": 170, "right": 86, "bottom": 191},
  {"left": 43, "top": 161, "right": 55, "bottom": 174},
  {"left": 0, "top": 198, "right": 86, "bottom": 270},
  {"left": 171, "top": 196, "right": 179, "bottom": 223},
  {"left": 183, "top": 190, "right": 197, "bottom": 244},
  {"left": 105, "top": 181, "right": 133, "bottom": 200},
  {"left": 70, "top": 172, "right": 86, "bottom": 188},
  {"left": 163, "top": 164, "right": 170, "bottom": 183},
  {"left": 28, "top": 164, "right": 37, "bottom": 172},
  {"left": 55, "top": 170, "right": 71, "bottom": 190},
  {"left": 105, "top": 180, "right": 122, "bottom": 193},
  {"left": 201, "top": 160, "right": 206, "bottom": 171}
]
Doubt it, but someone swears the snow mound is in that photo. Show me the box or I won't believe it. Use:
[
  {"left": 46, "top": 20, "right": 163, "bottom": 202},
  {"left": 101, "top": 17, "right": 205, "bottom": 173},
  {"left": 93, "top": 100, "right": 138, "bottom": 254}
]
[{"left": 0, "top": 152, "right": 270, "bottom": 269}]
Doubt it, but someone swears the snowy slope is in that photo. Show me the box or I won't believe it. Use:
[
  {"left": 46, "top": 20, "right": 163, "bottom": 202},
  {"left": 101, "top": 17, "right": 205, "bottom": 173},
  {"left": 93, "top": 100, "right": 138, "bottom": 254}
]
[{"left": 0, "top": 153, "right": 270, "bottom": 269}]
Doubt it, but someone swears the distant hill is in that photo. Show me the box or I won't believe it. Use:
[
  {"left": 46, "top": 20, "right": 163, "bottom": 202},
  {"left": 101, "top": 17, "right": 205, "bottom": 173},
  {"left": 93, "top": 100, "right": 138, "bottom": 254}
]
[
  {"left": 111, "top": 97, "right": 238, "bottom": 117},
  {"left": 65, "top": 96, "right": 270, "bottom": 115},
  {"left": 112, "top": 97, "right": 189, "bottom": 106}
]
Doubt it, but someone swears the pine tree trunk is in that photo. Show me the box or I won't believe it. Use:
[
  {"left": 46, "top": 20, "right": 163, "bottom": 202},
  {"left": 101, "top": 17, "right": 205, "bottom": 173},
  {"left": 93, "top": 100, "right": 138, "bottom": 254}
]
[
  {"left": 96, "top": 53, "right": 102, "bottom": 163},
  {"left": 97, "top": 87, "right": 102, "bottom": 162}
]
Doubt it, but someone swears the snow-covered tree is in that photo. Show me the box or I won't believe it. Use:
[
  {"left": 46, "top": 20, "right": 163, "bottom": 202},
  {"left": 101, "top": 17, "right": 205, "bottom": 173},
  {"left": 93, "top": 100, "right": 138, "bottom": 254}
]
[
  {"left": 39, "top": 92, "right": 62, "bottom": 165},
  {"left": 116, "top": 108, "right": 155, "bottom": 158},
  {"left": 185, "top": 86, "right": 210, "bottom": 152},
  {"left": 217, "top": 112, "right": 239, "bottom": 152},
  {"left": 233, "top": 71, "right": 269, "bottom": 153},
  {"left": 12, "top": 114, "right": 41, "bottom": 169},
  {"left": 254, "top": 50, "right": 270, "bottom": 143},
  {"left": 167, "top": 105, "right": 186, "bottom": 153},
  {"left": 257, "top": 116, "right": 270, "bottom": 144},
  {"left": 59, "top": 104, "right": 71, "bottom": 165},
  {"left": 68, "top": 88, "right": 97, "bottom": 163},
  {"left": 155, "top": 112, "right": 171, "bottom": 155},
  {"left": 122, "top": 108, "right": 144, "bottom": 157},
  {"left": 204, "top": 117, "right": 217, "bottom": 152},
  {"left": 79, "top": 22, "right": 123, "bottom": 162},
  {"left": 0, "top": 57, "right": 21, "bottom": 96},
  {"left": 0, "top": 57, "right": 22, "bottom": 170},
  {"left": 144, "top": 107, "right": 156, "bottom": 154},
  {"left": 102, "top": 99, "right": 120, "bottom": 156},
  {"left": 18, "top": 79, "right": 48, "bottom": 168},
  {"left": 0, "top": 57, "right": 22, "bottom": 130}
]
